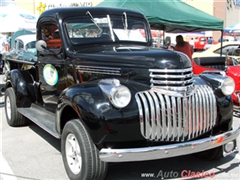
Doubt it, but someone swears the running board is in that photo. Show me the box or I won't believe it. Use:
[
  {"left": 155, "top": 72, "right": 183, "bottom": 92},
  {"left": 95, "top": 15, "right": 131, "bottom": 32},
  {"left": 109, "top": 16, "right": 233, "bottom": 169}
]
[{"left": 17, "top": 105, "right": 60, "bottom": 139}]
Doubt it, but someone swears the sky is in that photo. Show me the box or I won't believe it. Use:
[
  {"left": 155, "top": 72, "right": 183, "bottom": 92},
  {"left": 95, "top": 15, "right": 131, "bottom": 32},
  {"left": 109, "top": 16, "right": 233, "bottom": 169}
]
[
  {"left": 0, "top": 0, "right": 15, "bottom": 6},
  {"left": 236, "top": 0, "right": 240, "bottom": 6}
]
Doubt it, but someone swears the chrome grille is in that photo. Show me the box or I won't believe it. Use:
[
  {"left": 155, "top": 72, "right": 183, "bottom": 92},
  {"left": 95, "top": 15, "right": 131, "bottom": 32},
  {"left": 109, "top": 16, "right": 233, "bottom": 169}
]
[
  {"left": 135, "top": 85, "right": 217, "bottom": 142},
  {"left": 149, "top": 68, "right": 194, "bottom": 92}
]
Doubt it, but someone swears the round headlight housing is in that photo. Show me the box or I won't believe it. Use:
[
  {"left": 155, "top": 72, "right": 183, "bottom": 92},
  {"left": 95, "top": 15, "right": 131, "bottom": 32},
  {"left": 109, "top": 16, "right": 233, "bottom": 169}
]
[
  {"left": 99, "top": 79, "right": 132, "bottom": 109},
  {"left": 110, "top": 85, "right": 131, "bottom": 108},
  {"left": 220, "top": 77, "right": 235, "bottom": 96}
]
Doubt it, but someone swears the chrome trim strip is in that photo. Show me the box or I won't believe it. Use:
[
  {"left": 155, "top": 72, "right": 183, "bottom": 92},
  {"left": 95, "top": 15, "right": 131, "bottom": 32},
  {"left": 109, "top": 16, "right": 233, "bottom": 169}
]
[
  {"left": 150, "top": 91, "right": 159, "bottom": 139},
  {"left": 188, "top": 95, "right": 192, "bottom": 139},
  {"left": 146, "top": 92, "right": 155, "bottom": 140},
  {"left": 198, "top": 89, "right": 203, "bottom": 134},
  {"left": 150, "top": 79, "right": 193, "bottom": 85},
  {"left": 204, "top": 87, "right": 210, "bottom": 131},
  {"left": 150, "top": 86, "right": 196, "bottom": 97},
  {"left": 210, "top": 89, "right": 214, "bottom": 128},
  {"left": 135, "top": 95, "right": 144, "bottom": 134},
  {"left": 177, "top": 97, "right": 182, "bottom": 141},
  {"left": 76, "top": 65, "right": 121, "bottom": 75},
  {"left": 150, "top": 73, "right": 193, "bottom": 79},
  {"left": 140, "top": 92, "right": 150, "bottom": 138},
  {"left": 166, "top": 95, "right": 171, "bottom": 141},
  {"left": 183, "top": 97, "right": 188, "bottom": 139},
  {"left": 149, "top": 68, "right": 192, "bottom": 73},
  {"left": 171, "top": 96, "right": 177, "bottom": 140},
  {"left": 195, "top": 92, "right": 199, "bottom": 136},
  {"left": 99, "top": 127, "right": 240, "bottom": 162}
]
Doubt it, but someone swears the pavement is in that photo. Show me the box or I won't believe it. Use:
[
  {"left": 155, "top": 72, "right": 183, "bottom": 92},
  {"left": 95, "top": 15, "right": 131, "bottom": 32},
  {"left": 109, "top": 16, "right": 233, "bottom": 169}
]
[
  {"left": 0, "top": 73, "right": 17, "bottom": 180},
  {"left": 0, "top": 69, "right": 17, "bottom": 180},
  {"left": 0, "top": 73, "right": 14, "bottom": 180}
]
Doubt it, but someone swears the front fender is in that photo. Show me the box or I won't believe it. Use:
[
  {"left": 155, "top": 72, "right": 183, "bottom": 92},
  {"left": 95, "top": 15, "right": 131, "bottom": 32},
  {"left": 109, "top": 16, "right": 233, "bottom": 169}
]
[
  {"left": 8, "top": 69, "right": 36, "bottom": 107},
  {"left": 198, "top": 72, "right": 233, "bottom": 124},
  {"left": 57, "top": 81, "right": 144, "bottom": 147}
]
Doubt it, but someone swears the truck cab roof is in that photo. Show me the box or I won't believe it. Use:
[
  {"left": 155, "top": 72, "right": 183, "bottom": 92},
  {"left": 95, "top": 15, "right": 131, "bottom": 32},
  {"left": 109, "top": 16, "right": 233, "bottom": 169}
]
[{"left": 38, "top": 7, "right": 146, "bottom": 21}]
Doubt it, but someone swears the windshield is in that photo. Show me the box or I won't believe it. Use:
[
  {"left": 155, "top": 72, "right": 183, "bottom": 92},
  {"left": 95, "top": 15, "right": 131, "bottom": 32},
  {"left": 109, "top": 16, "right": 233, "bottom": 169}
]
[{"left": 65, "top": 14, "right": 148, "bottom": 45}]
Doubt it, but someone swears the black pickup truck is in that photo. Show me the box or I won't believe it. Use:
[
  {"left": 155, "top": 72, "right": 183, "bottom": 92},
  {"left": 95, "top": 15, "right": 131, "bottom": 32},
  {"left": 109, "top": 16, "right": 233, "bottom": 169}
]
[{"left": 3, "top": 7, "right": 240, "bottom": 180}]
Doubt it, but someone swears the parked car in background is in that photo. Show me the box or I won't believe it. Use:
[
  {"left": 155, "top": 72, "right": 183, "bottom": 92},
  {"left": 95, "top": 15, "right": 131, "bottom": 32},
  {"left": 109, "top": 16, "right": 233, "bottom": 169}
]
[
  {"left": 194, "top": 36, "right": 217, "bottom": 51},
  {"left": 3, "top": 34, "right": 36, "bottom": 61},
  {"left": 204, "top": 43, "right": 215, "bottom": 50},
  {"left": 205, "top": 36, "right": 238, "bottom": 50},
  {"left": 193, "top": 41, "right": 240, "bottom": 61},
  {"left": 192, "top": 41, "right": 240, "bottom": 111},
  {"left": 222, "top": 36, "right": 235, "bottom": 42},
  {"left": 2, "top": 34, "right": 36, "bottom": 81}
]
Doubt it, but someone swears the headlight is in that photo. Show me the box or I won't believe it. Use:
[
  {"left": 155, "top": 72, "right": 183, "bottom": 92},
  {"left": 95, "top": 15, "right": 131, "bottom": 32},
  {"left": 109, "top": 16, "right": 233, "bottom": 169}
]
[
  {"left": 99, "top": 79, "right": 131, "bottom": 108},
  {"left": 220, "top": 77, "right": 235, "bottom": 96},
  {"left": 110, "top": 85, "right": 131, "bottom": 108}
]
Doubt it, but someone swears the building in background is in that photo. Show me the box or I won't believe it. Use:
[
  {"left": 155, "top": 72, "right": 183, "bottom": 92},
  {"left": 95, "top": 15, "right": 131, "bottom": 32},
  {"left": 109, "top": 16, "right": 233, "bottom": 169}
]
[
  {"left": 1, "top": 0, "right": 102, "bottom": 15},
  {"left": 183, "top": 0, "right": 240, "bottom": 40},
  {"left": 34, "top": 0, "right": 102, "bottom": 15},
  {"left": 15, "top": 0, "right": 35, "bottom": 14}
]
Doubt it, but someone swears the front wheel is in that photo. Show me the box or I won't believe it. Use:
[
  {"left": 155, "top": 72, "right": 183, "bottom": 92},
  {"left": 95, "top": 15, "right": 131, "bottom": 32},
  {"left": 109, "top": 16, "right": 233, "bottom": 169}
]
[
  {"left": 4, "top": 87, "right": 28, "bottom": 126},
  {"left": 61, "top": 120, "right": 108, "bottom": 180}
]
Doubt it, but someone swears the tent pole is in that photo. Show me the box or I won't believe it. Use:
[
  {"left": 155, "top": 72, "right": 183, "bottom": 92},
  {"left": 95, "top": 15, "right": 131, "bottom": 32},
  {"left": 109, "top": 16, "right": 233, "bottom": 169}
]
[
  {"left": 162, "top": 26, "right": 166, "bottom": 48},
  {"left": 157, "top": 30, "right": 162, "bottom": 48},
  {"left": 220, "top": 30, "right": 223, "bottom": 56}
]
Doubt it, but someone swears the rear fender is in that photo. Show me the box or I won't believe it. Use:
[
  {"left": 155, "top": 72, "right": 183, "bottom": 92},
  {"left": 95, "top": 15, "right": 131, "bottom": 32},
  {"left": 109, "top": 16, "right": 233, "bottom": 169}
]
[{"left": 9, "top": 69, "right": 36, "bottom": 107}]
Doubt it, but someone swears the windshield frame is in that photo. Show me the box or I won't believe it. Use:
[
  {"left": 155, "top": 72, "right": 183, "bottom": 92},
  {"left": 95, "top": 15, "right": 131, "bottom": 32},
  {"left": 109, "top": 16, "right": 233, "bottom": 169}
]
[{"left": 63, "top": 13, "right": 151, "bottom": 46}]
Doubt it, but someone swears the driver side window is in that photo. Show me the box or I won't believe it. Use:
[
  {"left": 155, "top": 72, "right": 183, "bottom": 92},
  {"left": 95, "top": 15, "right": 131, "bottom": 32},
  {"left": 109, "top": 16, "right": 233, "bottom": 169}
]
[{"left": 40, "top": 23, "right": 62, "bottom": 54}]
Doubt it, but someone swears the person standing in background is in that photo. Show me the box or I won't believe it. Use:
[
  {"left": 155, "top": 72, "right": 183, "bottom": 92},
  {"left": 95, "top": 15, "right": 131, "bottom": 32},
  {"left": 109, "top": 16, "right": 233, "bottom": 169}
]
[
  {"left": 189, "top": 37, "right": 195, "bottom": 50},
  {"left": 174, "top": 35, "right": 193, "bottom": 61},
  {"left": 0, "top": 34, "right": 6, "bottom": 74},
  {"left": 207, "top": 37, "right": 213, "bottom": 44},
  {"left": 218, "top": 37, "right": 223, "bottom": 42}
]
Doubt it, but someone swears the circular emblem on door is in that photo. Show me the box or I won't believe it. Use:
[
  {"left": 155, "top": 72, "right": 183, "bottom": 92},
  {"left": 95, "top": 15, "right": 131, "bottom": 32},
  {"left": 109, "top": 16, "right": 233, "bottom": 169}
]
[{"left": 43, "top": 64, "right": 58, "bottom": 86}]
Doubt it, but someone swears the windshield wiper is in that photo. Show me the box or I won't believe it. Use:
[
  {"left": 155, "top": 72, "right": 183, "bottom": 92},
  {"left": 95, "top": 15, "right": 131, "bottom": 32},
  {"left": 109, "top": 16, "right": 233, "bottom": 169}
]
[
  {"left": 86, "top": 11, "right": 102, "bottom": 33},
  {"left": 122, "top": 12, "right": 128, "bottom": 30},
  {"left": 107, "top": 14, "right": 115, "bottom": 42}
]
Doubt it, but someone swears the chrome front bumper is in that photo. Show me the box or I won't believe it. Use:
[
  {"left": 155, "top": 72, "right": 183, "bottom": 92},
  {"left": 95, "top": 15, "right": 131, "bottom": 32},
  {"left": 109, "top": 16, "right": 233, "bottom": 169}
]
[{"left": 99, "top": 126, "right": 240, "bottom": 162}]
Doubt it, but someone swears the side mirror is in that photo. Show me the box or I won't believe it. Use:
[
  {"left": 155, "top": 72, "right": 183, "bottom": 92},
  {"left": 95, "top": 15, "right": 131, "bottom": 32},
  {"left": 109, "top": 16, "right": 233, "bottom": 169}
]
[{"left": 35, "top": 40, "right": 47, "bottom": 51}]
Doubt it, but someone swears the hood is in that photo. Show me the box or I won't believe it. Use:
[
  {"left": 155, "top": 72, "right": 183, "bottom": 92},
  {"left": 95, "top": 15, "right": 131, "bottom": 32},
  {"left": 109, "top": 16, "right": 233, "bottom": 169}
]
[{"left": 66, "top": 45, "right": 192, "bottom": 69}]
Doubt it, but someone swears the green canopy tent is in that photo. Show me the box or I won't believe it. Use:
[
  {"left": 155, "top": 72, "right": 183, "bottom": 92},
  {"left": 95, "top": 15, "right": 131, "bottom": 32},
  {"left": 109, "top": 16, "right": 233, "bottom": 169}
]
[{"left": 96, "top": 0, "right": 223, "bottom": 33}]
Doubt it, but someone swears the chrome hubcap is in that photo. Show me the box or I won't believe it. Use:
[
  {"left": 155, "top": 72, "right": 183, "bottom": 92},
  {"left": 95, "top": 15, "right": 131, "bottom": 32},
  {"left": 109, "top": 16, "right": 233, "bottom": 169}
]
[{"left": 65, "top": 133, "right": 82, "bottom": 174}]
